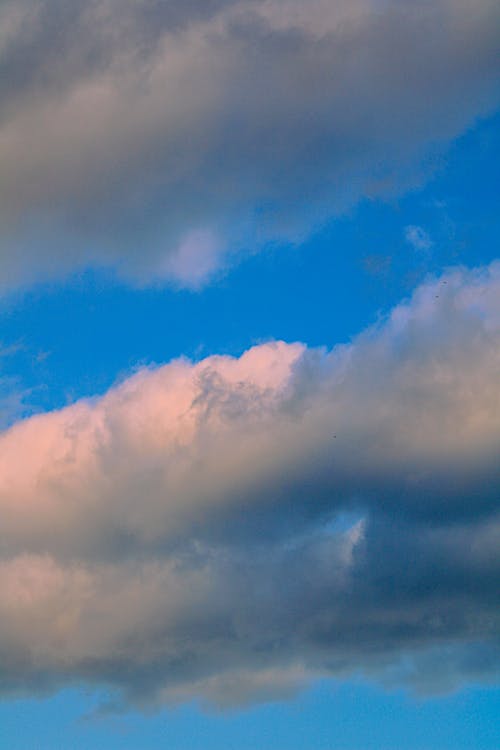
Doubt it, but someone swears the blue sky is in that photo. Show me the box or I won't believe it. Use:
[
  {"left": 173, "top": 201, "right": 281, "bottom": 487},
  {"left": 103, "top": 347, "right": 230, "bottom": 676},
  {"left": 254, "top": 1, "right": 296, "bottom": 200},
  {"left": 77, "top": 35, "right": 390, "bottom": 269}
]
[
  {"left": 2, "top": 114, "right": 499, "bottom": 419},
  {"left": 0, "top": 2, "right": 499, "bottom": 748},
  {"left": 2, "top": 683, "right": 500, "bottom": 750}
]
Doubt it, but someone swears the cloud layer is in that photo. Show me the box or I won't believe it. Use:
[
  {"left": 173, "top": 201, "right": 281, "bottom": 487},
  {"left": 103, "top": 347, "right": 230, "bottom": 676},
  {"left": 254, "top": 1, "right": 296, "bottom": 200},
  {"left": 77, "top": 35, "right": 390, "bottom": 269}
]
[
  {"left": 1, "top": 263, "right": 499, "bottom": 707},
  {"left": 1, "top": 0, "right": 499, "bottom": 288}
]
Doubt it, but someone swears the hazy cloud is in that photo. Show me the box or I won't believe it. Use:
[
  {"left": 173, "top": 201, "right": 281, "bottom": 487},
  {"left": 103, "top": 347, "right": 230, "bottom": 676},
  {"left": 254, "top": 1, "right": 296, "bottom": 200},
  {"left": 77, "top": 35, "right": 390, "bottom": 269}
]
[
  {"left": 0, "top": 263, "right": 499, "bottom": 707},
  {"left": 0, "top": 0, "right": 499, "bottom": 288},
  {"left": 405, "top": 224, "right": 433, "bottom": 252},
  {"left": 0, "top": 344, "right": 32, "bottom": 429}
]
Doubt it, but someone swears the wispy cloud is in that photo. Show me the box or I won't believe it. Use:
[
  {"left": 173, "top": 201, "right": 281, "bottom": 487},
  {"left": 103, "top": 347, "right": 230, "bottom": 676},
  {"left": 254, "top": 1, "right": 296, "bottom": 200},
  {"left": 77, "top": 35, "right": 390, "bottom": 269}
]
[
  {"left": 1, "top": 263, "right": 499, "bottom": 707},
  {"left": 0, "top": 343, "right": 32, "bottom": 429},
  {"left": 405, "top": 225, "right": 433, "bottom": 252}
]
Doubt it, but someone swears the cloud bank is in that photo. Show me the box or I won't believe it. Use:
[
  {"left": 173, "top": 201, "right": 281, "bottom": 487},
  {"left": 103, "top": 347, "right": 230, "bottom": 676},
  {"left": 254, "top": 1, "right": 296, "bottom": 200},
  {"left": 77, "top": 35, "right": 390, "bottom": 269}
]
[
  {"left": 1, "top": 263, "right": 499, "bottom": 707},
  {"left": 0, "top": 0, "right": 499, "bottom": 288}
]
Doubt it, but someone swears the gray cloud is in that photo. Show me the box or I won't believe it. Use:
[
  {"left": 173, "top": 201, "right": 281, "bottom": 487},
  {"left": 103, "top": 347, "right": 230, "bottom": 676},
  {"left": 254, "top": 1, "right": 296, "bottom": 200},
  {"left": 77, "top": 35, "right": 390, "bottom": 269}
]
[
  {"left": 0, "top": 0, "right": 499, "bottom": 288},
  {"left": 0, "top": 344, "right": 32, "bottom": 429},
  {"left": 0, "top": 264, "right": 499, "bottom": 707}
]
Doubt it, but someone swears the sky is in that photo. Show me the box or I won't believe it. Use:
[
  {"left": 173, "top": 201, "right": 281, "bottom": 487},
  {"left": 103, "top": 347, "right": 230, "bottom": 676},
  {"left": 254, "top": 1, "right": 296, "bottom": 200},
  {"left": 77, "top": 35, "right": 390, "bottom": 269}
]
[{"left": 0, "top": 1, "right": 499, "bottom": 748}]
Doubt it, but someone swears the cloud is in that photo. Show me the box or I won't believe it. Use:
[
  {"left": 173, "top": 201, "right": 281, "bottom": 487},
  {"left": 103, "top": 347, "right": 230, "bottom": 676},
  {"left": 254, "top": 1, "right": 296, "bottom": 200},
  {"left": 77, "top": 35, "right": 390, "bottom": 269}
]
[
  {"left": 0, "top": 263, "right": 499, "bottom": 707},
  {"left": 161, "top": 228, "right": 227, "bottom": 289},
  {"left": 0, "top": 0, "right": 499, "bottom": 289},
  {"left": 0, "top": 344, "right": 32, "bottom": 429},
  {"left": 405, "top": 225, "right": 433, "bottom": 252}
]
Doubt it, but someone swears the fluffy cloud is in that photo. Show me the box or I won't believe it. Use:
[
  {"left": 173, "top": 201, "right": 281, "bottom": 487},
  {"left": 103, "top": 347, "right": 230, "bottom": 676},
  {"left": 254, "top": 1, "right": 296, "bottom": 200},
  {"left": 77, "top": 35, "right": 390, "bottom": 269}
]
[
  {"left": 0, "top": 0, "right": 499, "bottom": 288},
  {"left": 0, "top": 263, "right": 499, "bottom": 707}
]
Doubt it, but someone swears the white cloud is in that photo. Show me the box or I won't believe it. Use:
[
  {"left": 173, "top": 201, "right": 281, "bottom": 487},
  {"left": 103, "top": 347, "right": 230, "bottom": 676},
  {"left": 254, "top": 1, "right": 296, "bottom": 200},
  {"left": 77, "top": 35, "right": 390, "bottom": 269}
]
[
  {"left": 405, "top": 225, "right": 433, "bottom": 251},
  {"left": 161, "top": 229, "right": 227, "bottom": 289},
  {"left": 0, "top": 263, "right": 499, "bottom": 707}
]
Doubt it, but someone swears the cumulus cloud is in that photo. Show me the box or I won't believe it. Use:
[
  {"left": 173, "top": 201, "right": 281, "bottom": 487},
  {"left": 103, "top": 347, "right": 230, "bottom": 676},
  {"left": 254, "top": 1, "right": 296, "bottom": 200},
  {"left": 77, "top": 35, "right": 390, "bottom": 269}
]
[
  {"left": 0, "top": 263, "right": 499, "bottom": 707},
  {"left": 0, "top": 0, "right": 499, "bottom": 289}
]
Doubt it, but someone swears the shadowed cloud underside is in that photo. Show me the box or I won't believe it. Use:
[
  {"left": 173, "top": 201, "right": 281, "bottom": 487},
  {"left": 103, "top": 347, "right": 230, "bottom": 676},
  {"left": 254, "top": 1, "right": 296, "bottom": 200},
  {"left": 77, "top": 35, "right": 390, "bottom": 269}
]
[{"left": 0, "top": 0, "right": 499, "bottom": 288}]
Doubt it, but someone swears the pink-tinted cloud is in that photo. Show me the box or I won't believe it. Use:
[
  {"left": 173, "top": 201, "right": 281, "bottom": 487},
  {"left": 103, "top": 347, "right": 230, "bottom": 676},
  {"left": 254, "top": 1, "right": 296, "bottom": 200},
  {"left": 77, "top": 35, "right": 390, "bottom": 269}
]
[{"left": 0, "top": 265, "right": 499, "bottom": 706}]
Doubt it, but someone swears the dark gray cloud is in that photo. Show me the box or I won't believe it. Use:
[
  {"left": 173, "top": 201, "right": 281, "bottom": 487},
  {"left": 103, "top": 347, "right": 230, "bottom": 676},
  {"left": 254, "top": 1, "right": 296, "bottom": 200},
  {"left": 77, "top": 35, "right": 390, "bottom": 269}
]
[
  {"left": 0, "top": 0, "right": 499, "bottom": 288},
  {"left": 0, "top": 264, "right": 499, "bottom": 707}
]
